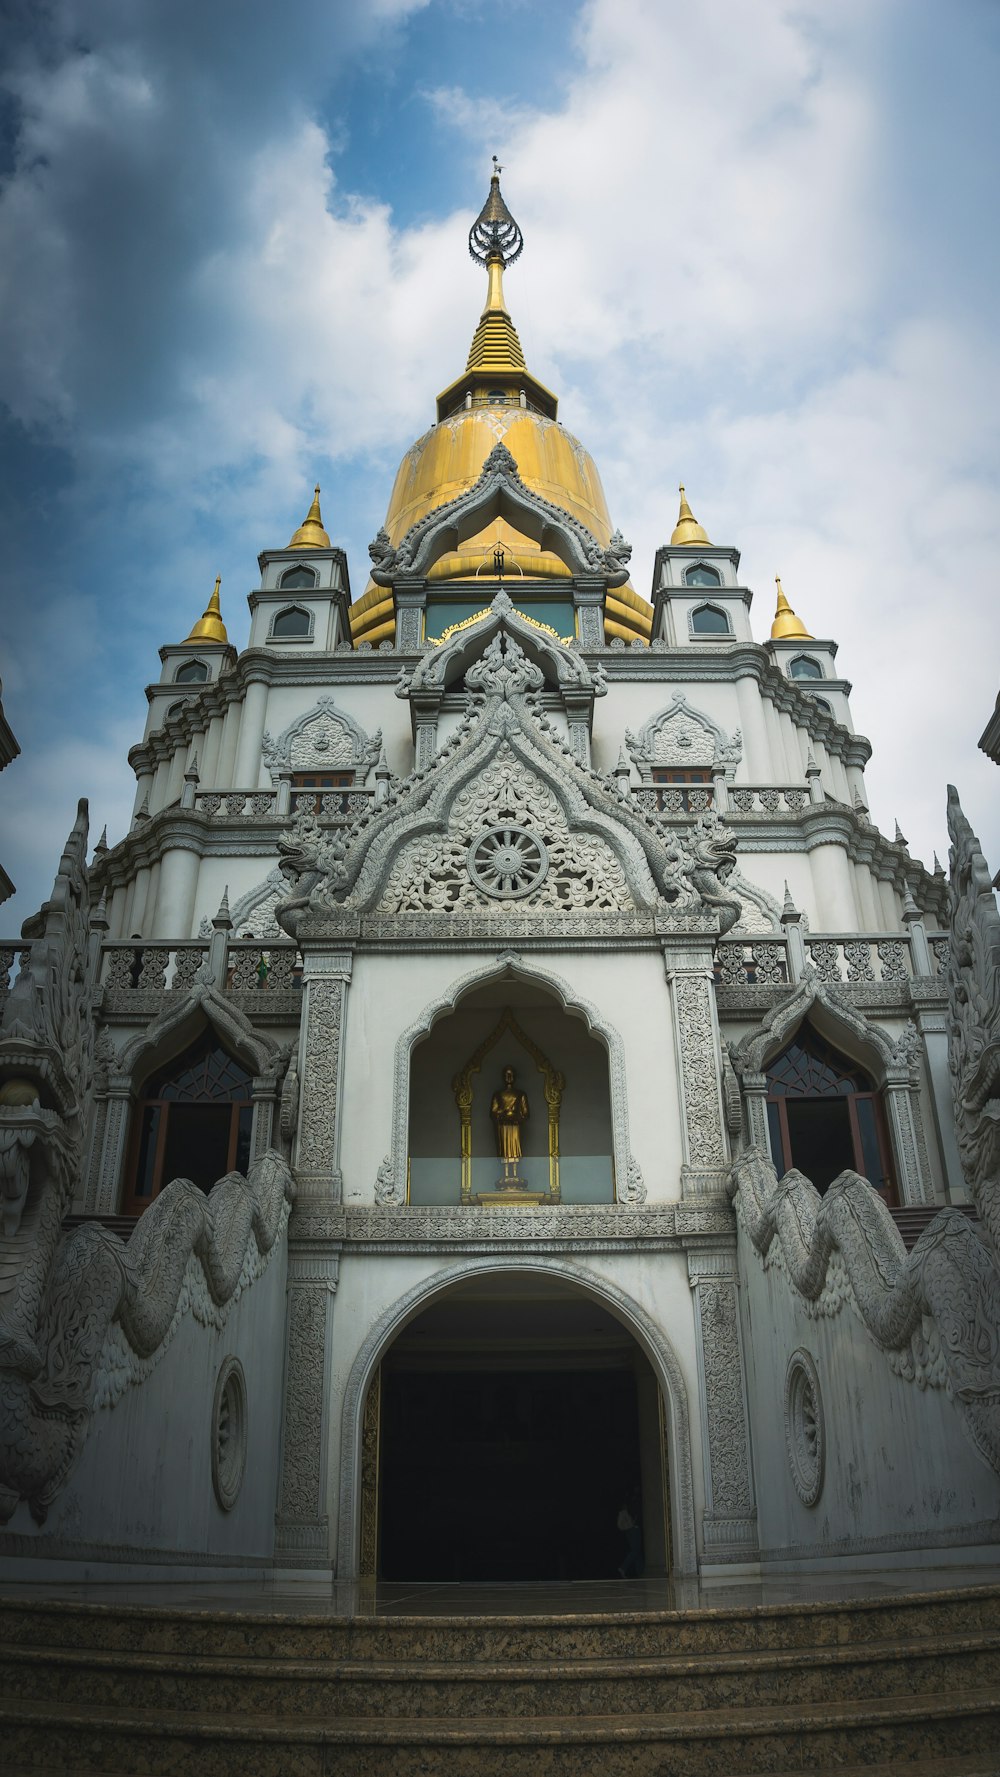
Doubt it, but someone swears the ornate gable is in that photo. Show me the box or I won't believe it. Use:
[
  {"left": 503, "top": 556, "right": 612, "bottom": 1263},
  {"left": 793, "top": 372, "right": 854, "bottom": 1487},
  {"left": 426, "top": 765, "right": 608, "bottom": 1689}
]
[
  {"left": 626, "top": 695, "right": 742, "bottom": 779},
  {"left": 262, "top": 696, "right": 381, "bottom": 778}
]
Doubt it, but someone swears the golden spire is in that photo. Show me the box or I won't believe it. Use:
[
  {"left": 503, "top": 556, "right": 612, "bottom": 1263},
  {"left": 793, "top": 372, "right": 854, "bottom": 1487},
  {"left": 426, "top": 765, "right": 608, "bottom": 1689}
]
[
  {"left": 670, "top": 485, "right": 712, "bottom": 547},
  {"left": 184, "top": 575, "right": 229, "bottom": 645},
  {"left": 288, "top": 485, "right": 331, "bottom": 550},
  {"left": 465, "top": 256, "right": 527, "bottom": 373},
  {"left": 770, "top": 575, "right": 813, "bottom": 640}
]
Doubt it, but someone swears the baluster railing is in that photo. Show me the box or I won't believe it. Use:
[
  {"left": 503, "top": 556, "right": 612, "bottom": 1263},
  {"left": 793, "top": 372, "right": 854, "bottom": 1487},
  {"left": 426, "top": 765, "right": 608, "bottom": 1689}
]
[{"left": 805, "top": 935, "right": 914, "bottom": 986}]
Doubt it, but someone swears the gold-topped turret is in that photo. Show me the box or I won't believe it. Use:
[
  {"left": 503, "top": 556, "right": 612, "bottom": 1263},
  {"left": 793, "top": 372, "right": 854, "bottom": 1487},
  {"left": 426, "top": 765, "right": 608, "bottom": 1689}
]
[
  {"left": 670, "top": 485, "right": 712, "bottom": 548},
  {"left": 770, "top": 576, "right": 813, "bottom": 640},
  {"left": 184, "top": 576, "right": 228, "bottom": 645},
  {"left": 288, "top": 486, "right": 331, "bottom": 550}
]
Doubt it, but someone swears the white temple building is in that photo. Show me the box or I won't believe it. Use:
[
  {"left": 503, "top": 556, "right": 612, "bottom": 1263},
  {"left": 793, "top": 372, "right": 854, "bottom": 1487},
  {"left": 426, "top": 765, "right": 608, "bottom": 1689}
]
[{"left": 1, "top": 170, "right": 999, "bottom": 1600}]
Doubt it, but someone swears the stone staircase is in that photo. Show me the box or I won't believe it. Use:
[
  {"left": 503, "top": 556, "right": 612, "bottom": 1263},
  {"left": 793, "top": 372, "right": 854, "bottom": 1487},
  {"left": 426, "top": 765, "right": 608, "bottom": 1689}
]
[{"left": 1, "top": 1584, "right": 999, "bottom": 1774}]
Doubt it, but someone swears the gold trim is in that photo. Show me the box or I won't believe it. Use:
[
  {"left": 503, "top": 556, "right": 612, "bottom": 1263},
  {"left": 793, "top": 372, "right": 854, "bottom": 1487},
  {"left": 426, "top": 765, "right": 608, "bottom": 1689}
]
[
  {"left": 435, "top": 604, "right": 574, "bottom": 646},
  {"left": 359, "top": 1365, "right": 381, "bottom": 1578},
  {"left": 451, "top": 1006, "right": 565, "bottom": 1205}
]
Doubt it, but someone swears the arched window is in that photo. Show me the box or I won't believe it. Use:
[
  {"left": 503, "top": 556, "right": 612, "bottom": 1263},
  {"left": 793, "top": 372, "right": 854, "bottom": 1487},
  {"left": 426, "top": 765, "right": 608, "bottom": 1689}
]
[
  {"left": 124, "top": 1032, "right": 254, "bottom": 1215},
  {"left": 487, "top": 389, "right": 507, "bottom": 404},
  {"left": 789, "top": 655, "right": 823, "bottom": 681},
  {"left": 175, "top": 658, "right": 209, "bottom": 684},
  {"left": 279, "top": 564, "right": 317, "bottom": 591},
  {"left": 765, "top": 1024, "right": 895, "bottom": 1202},
  {"left": 684, "top": 563, "right": 721, "bottom": 587},
  {"left": 165, "top": 700, "right": 189, "bottom": 722},
  {"left": 690, "top": 603, "right": 731, "bottom": 636},
  {"left": 271, "top": 606, "right": 312, "bottom": 639},
  {"left": 812, "top": 695, "right": 833, "bottom": 713}
]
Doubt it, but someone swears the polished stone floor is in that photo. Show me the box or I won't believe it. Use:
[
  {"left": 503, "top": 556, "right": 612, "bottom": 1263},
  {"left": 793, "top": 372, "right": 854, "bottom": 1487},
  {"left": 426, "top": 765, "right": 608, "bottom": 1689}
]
[{"left": 3, "top": 1563, "right": 1000, "bottom": 1617}]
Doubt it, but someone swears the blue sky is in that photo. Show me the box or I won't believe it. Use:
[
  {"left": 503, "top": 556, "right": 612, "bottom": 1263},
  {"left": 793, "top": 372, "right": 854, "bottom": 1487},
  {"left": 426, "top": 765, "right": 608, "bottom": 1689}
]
[{"left": 1, "top": 0, "right": 999, "bottom": 922}]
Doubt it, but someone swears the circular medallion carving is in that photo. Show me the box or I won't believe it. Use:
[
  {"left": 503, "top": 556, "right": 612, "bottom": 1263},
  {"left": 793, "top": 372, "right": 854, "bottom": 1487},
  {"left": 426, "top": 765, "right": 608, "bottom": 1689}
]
[
  {"left": 211, "top": 1356, "right": 247, "bottom": 1512},
  {"left": 467, "top": 826, "right": 549, "bottom": 899},
  {"left": 784, "top": 1349, "right": 824, "bottom": 1507}
]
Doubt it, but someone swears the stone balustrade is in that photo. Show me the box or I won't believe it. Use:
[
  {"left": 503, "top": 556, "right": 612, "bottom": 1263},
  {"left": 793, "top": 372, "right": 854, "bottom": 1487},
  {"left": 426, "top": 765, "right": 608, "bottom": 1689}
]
[
  {"left": 726, "top": 785, "right": 810, "bottom": 815},
  {"left": 805, "top": 934, "right": 914, "bottom": 986},
  {"left": 195, "top": 789, "right": 278, "bottom": 818},
  {"left": 714, "top": 939, "right": 790, "bottom": 986},
  {"left": 634, "top": 784, "right": 715, "bottom": 814},
  {"left": 98, "top": 939, "right": 301, "bottom": 994}
]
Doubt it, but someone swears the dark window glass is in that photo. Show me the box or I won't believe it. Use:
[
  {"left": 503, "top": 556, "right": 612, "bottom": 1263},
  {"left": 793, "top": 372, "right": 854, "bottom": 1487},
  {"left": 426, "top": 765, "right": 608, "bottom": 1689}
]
[
  {"left": 279, "top": 565, "right": 317, "bottom": 590},
  {"left": 764, "top": 1025, "right": 896, "bottom": 1204},
  {"left": 124, "top": 1033, "right": 254, "bottom": 1214},
  {"left": 789, "top": 656, "right": 822, "bottom": 680},
  {"left": 272, "top": 606, "right": 312, "bottom": 636},
  {"left": 691, "top": 604, "right": 730, "bottom": 634},
  {"left": 685, "top": 564, "right": 721, "bottom": 587},
  {"left": 175, "top": 659, "right": 209, "bottom": 684}
]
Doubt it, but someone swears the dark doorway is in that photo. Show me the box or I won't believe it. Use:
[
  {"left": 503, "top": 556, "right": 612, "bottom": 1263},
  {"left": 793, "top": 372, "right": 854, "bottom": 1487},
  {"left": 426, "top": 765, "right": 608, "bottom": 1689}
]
[
  {"left": 371, "top": 1278, "right": 667, "bottom": 1584},
  {"left": 379, "top": 1365, "right": 641, "bottom": 1581}
]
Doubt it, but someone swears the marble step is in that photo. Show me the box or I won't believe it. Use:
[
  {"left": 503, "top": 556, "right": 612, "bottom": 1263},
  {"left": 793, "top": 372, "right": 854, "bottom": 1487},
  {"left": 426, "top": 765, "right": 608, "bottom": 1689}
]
[
  {"left": 2, "top": 1629, "right": 997, "bottom": 1718},
  {"left": 2, "top": 1685, "right": 999, "bottom": 1776},
  {"left": 3, "top": 1583, "right": 999, "bottom": 1663}
]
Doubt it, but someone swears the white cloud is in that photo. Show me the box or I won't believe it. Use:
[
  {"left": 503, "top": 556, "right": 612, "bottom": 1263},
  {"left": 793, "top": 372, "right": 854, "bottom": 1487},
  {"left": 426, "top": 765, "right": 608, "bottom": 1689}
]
[{"left": 2, "top": 0, "right": 998, "bottom": 925}]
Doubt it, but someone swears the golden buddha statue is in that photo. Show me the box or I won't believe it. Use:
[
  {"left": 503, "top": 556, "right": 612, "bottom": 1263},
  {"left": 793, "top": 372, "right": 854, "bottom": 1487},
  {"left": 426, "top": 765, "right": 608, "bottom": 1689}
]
[{"left": 490, "top": 1066, "right": 530, "bottom": 1180}]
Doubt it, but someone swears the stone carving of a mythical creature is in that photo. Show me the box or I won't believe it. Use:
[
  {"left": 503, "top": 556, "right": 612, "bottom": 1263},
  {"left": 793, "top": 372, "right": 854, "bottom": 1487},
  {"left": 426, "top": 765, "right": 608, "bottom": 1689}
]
[
  {"left": 0, "top": 804, "right": 295, "bottom": 1522},
  {"left": 945, "top": 785, "right": 1000, "bottom": 1261},
  {"left": 680, "top": 811, "right": 742, "bottom": 937}
]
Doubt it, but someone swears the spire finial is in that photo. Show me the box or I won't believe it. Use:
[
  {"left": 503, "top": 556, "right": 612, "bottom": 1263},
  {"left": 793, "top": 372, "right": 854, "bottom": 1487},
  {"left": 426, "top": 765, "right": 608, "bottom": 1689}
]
[
  {"left": 469, "top": 164, "right": 523, "bottom": 268},
  {"left": 288, "top": 485, "right": 331, "bottom": 550},
  {"left": 183, "top": 574, "right": 229, "bottom": 646},
  {"left": 770, "top": 575, "right": 813, "bottom": 641},
  {"left": 670, "top": 484, "right": 712, "bottom": 547}
]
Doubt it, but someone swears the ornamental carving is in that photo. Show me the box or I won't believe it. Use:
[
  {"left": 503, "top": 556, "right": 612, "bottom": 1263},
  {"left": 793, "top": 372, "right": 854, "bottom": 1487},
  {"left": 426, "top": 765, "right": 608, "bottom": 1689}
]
[
  {"left": 377, "top": 750, "right": 634, "bottom": 915},
  {"left": 944, "top": 785, "right": 1000, "bottom": 1259},
  {"left": 696, "top": 1279, "right": 754, "bottom": 1515},
  {"left": 784, "top": 1349, "right": 824, "bottom": 1507},
  {"left": 277, "top": 1284, "right": 329, "bottom": 1520},
  {"left": 730, "top": 1148, "right": 1000, "bottom": 1477},
  {"left": 626, "top": 696, "right": 742, "bottom": 779},
  {"left": 672, "top": 974, "right": 727, "bottom": 1170},
  {"left": 297, "top": 979, "right": 344, "bottom": 1178},
  {"left": 262, "top": 696, "right": 381, "bottom": 778}
]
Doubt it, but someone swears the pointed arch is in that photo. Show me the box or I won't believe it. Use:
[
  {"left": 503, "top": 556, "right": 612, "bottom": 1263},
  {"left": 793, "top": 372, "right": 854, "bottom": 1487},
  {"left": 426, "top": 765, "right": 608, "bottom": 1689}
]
[
  {"left": 626, "top": 695, "right": 741, "bottom": 778},
  {"left": 118, "top": 985, "right": 284, "bottom": 1088},
  {"left": 335, "top": 1256, "right": 697, "bottom": 1579},
  {"left": 381, "top": 952, "right": 645, "bottom": 1207},
  {"left": 261, "top": 695, "right": 381, "bottom": 778}
]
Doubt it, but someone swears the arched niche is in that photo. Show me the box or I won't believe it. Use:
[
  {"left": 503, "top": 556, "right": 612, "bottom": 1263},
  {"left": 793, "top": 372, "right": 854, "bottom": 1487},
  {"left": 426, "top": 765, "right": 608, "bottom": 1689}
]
[
  {"left": 408, "top": 976, "right": 614, "bottom": 1205},
  {"left": 336, "top": 1258, "right": 698, "bottom": 1580}
]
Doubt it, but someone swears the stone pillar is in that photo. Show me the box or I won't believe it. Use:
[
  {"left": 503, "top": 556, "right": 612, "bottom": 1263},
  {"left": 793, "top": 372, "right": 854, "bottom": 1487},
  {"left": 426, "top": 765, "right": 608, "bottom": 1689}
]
[
  {"left": 910, "top": 989, "right": 967, "bottom": 1202},
  {"left": 232, "top": 677, "right": 270, "bottom": 788},
  {"left": 395, "top": 586, "right": 425, "bottom": 652},
  {"left": 274, "top": 1244, "right": 341, "bottom": 1567},
  {"left": 807, "top": 838, "right": 857, "bottom": 929},
  {"left": 149, "top": 843, "right": 201, "bottom": 939},
  {"left": 95, "top": 1077, "right": 136, "bottom": 1214},
  {"left": 688, "top": 1246, "right": 758, "bottom": 1563},
  {"left": 575, "top": 583, "right": 605, "bottom": 648},
  {"left": 414, "top": 717, "right": 437, "bottom": 770},
  {"left": 295, "top": 949, "right": 353, "bottom": 1196},
  {"left": 275, "top": 772, "right": 293, "bottom": 818},
  {"left": 734, "top": 671, "right": 771, "bottom": 780},
  {"left": 885, "top": 1070, "right": 934, "bottom": 1206},
  {"left": 664, "top": 943, "right": 730, "bottom": 1199},
  {"left": 275, "top": 945, "right": 353, "bottom": 1566}
]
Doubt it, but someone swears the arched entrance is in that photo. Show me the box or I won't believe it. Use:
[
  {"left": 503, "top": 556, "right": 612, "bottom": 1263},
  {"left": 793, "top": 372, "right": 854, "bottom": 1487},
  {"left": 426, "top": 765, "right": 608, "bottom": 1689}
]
[{"left": 359, "top": 1274, "right": 673, "bottom": 1582}]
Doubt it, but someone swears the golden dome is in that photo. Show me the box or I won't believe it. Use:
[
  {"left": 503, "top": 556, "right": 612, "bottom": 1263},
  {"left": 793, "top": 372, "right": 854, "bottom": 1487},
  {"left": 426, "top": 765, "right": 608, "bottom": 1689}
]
[
  {"left": 288, "top": 486, "right": 331, "bottom": 550},
  {"left": 183, "top": 576, "right": 229, "bottom": 646},
  {"left": 770, "top": 576, "right": 813, "bottom": 641},
  {"left": 351, "top": 170, "right": 651, "bottom": 648},
  {"left": 670, "top": 485, "right": 712, "bottom": 548}
]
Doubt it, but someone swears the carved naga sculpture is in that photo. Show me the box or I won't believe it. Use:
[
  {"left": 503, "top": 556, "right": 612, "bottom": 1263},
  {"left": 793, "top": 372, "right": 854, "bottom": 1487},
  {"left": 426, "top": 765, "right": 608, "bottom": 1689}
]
[
  {"left": 681, "top": 811, "right": 742, "bottom": 936},
  {"left": 945, "top": 785, "right": 1000, "bottom": 1260}
]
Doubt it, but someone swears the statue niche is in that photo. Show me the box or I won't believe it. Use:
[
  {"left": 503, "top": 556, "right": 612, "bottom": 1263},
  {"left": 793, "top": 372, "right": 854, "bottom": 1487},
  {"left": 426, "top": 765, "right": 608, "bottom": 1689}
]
[
  {"left": 455, "top": 1011, "right": 562, "bottom": 1207},
  {"left": 407, "top": 982, "right": 615, "bottom": 1206}
]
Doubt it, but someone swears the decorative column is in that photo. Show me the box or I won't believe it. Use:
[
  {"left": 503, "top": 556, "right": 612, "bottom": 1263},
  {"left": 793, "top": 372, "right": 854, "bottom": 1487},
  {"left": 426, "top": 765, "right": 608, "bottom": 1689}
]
[
  {"left": 574, "top": 582, "right": 605, "bottom": 648},
  {"left": 910, "top": 986, "right": 967, "bottom": 1201},
  {"left": 688, "top": 1246, "right": 758, "bottom": 1562},
  {"left": 92, "top": 1072, "right": 136, "bottom": 1214},
  {"left": 664, "top": 942, "right": 731, "bottom": 1199},
  {"left": 394, "top": 584, "right": 426, "bottom": 652},
  {"left": 232, "top": 675, "right": 270, "bottom": 788},
  {"left": 884, "top": 1037, "right": 935, "bottom": 1206},
  {"left": 149, "top": 842, "right": 201, "bottom": 939},
  {"left": 275, "top": 946, "right": 352, "bottom": 1565}
]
